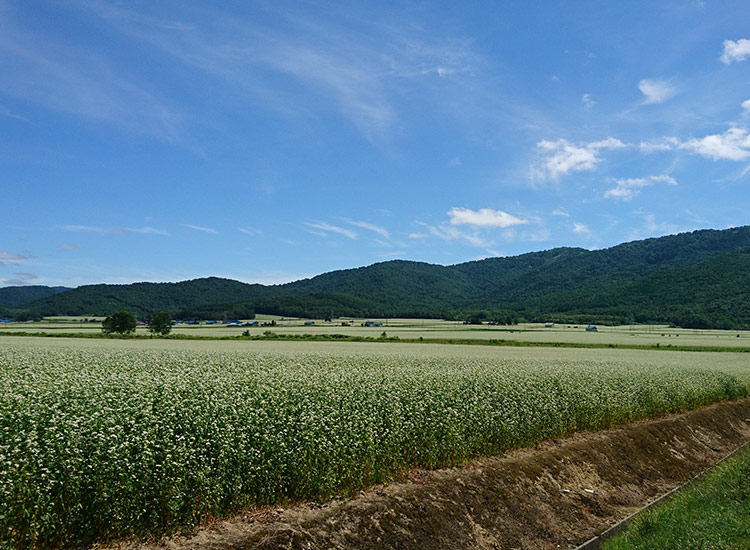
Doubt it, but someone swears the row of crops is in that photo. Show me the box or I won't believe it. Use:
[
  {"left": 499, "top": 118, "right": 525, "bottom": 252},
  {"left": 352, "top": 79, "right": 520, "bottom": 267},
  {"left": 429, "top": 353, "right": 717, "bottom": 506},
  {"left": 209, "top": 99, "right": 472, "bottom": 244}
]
[{"left": 1, "top": 339, "right": 748, "bottom": 548}]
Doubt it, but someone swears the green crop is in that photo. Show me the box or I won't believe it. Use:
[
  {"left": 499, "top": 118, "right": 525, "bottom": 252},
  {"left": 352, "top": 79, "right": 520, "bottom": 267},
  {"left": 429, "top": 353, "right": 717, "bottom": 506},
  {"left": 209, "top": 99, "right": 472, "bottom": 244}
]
[{"left": 0, "top": 340, "right": 746, "bottom": 548}]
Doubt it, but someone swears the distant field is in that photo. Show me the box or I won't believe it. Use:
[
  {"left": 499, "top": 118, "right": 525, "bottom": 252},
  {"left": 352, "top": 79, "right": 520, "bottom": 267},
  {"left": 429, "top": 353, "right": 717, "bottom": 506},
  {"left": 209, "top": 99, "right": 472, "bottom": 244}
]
[
  {"left": 3, "top": 317, "right": 750, "bottom": 348},
  {"left": 1, "top": 336, "right": 749, "bottom": 548}
]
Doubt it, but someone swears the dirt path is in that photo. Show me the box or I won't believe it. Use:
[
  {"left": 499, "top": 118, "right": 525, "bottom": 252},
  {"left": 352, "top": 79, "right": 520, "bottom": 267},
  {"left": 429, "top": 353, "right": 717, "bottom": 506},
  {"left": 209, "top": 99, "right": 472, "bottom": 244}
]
[{"left": 114, "top": 398, "right": 750, "bottom": 550}]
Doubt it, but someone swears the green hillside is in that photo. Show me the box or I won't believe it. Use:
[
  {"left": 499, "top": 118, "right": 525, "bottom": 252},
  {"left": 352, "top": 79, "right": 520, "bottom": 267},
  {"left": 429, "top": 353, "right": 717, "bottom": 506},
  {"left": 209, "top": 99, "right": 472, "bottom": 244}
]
[
  {"left": 4, "top": 226, "right": 750, "bottom": 328},
  {"left": 0, "top": 285, "right": 70, "bottom": 308},
  {"left": 7, "top": 278, "right": 266, "bottom": 319}
]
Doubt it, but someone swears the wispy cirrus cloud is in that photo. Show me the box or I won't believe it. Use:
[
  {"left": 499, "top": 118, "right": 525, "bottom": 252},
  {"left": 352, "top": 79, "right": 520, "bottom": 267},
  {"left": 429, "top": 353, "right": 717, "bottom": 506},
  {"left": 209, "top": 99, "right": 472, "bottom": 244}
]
[
  {"left": 0, "top": 10, "right": 184, "bottom": 141},
  {"left": 341, "top": 218, "right": 390, "bottom": 238},
  {"left": 62, "top": 225, "right": 168, "bottom": 235},
  {"left": 183, "top": 224, "right": 218, "bottom": 234},
  {"left": 79, "top": 2, "right": 480, "bottom": 142},
  {"left": 572, "top": 222, "right": 590, "bottom": 235},
  {"left": 0, "top": 103, "right": 28, "bottom": 122},
  {"left": 639, "top": 137, "right": 681, "bottom": 153},
  {"left": 1, "top": 272, "right": 39, "bottom": 286},
  {"left": 581, "top": 93, "right": 595, "bottom": 109},
  {"left": 426, "top": 223, "right": 491, "bottom": 248},
  {"left": 627, "top": 212, "right": 684, "bottom": 242},
  {"left": 604, "top": 175, "right": 678, "bottom": 201},
  {"left": 720, "top": 38, "right": 750, "bottom": 64},
  {"left": 0, "top": 251, "right": 31, "bottom": 261},
  {"left": 304, "top": 221, "right": 357, "bottom": 239},
  {"left": 534, "top": 137, "right": 627, "bottom": 180},
  {"left": 638, "top": 78, "right": 677, "bottom": 104},
  {"left": 237, "top": 226, "right": 262, "bottom": 236}
]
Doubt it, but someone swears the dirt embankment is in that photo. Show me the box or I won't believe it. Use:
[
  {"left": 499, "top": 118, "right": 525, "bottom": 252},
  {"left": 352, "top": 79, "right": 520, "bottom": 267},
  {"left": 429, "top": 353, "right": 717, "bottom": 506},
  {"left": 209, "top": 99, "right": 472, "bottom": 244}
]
[{"left": 119, "top": 398, "right": 750, "bottom": 550}]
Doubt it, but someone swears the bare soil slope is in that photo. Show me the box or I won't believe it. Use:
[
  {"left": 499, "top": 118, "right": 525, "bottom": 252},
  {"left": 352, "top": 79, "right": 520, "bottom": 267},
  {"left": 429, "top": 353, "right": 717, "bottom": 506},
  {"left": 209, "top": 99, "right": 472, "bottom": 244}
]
[{"left": 116, "top": 398, "right": 750, "bottom": 550}]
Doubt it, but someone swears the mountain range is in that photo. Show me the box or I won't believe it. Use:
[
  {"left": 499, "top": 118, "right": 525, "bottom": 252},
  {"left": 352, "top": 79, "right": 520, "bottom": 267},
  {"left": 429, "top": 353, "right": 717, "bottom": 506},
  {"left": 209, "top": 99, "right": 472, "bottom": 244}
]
[{"left": 2, "top": 226, "right": 749, "bottom": 329}]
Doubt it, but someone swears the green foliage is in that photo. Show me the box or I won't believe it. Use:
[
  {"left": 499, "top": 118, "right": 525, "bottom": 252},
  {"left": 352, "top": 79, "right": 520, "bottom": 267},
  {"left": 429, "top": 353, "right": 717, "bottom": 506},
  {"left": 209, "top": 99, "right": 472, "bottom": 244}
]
[
  {"left": 0, "top": 285, "right": 70, "bottom": 308},
  {"left": 147, "top": 312, "right": 172, "bottom": 336},
  {"left": 0, "top": 341, "right": 747, "bottom": 547},
  {"left": 5, "top": 226, "right": 750, "bottom": 328},
  {"left": 14, "top": 277, "right": 265, "bottom": 318},
  {"left": 101, "top": 311, "right": 136, "bottom": 335}
]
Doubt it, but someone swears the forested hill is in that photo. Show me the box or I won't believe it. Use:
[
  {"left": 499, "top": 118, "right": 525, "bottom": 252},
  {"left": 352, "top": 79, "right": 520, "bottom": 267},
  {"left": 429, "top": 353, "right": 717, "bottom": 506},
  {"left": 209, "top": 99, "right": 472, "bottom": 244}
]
[
  {"left": 1, "top": 278, "right": 268, "bottom": 319},
  {"left": 0, "top": 285, "right": 70, "bottom": 308},
  {"left": 3, "top": 226, "right": 750, "bottom": 328}
]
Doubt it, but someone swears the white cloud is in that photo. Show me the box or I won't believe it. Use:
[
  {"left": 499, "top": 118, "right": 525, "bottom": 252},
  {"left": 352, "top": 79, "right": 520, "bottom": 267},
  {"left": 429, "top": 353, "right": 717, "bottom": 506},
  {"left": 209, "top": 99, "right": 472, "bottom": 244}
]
[
  {"left": 535, "top": 137, "right": 626, "bottom": 180},
  {"left": 447, "top": 207, "right": 527, "bottom": 228},
  {"left": 638, "top": 79, "right": 677, "bottom": 104},
  {"left": 408, "top": 233, "right": 427, "bottom": 239},
  {"left": 638, "top": 107, "right": 750, "bottom": 162},
  {"left": 720, "top": 38, "right": 750, "bottom": 64},
  {"left": 573, "top": 222, "right": 590, "bottom": 234},
  {"left": 679, "top": 126, "right": 750, "bottom": 161},
  {"left": 640, "top": 137, "right": 681, "bottom": 153},
  {"left": 604, "top": 175, "right": 678, "bottom": 201},
  {"left": 582, "top": 93, "right": 595, "bottom": 109},
  {"left": 304, "top": 222, "right": 357, "bottom": 239},
  {"left": 183, "top": 224, "right": 218, "bottom": 234},
  {"left": 551, "top": 208, "right": 570, "bottom": 217},
  {"left": 58, "top": 243, "right": 78, "bottom": 250}
]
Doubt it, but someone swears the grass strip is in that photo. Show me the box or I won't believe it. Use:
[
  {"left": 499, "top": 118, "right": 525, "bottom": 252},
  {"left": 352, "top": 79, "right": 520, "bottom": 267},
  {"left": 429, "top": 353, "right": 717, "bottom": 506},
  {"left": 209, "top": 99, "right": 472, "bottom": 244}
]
[{"left": 603, "top": 442, "right": 750, "bottom": 550}]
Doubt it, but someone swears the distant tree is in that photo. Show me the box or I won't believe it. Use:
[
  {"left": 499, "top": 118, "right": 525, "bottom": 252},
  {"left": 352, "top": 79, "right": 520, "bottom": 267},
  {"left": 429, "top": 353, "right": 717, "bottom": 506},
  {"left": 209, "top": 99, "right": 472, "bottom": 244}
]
[
  {"left": 147, "top": 311, "right": 172, "bottom": 336},
  {"left": 102, "top": 311, "right": 136, "bottom": 335}
]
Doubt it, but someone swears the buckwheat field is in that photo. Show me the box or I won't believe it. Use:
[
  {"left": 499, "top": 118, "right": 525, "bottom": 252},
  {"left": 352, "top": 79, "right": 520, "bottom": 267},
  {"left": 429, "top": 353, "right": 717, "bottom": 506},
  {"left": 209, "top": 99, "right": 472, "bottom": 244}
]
[{"left": 1, "top": 338, "right": 747, "bottom": 548}]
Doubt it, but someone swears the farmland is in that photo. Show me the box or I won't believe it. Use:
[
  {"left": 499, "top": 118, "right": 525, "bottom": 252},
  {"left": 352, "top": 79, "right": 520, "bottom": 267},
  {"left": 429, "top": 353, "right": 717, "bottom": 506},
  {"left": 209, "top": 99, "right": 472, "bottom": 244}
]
[
  {"left": 3, "top": 317, "right": 750, "bottom": 349},
  {"left": 1, "top": 336, "right": 749, "bottom": 548}
]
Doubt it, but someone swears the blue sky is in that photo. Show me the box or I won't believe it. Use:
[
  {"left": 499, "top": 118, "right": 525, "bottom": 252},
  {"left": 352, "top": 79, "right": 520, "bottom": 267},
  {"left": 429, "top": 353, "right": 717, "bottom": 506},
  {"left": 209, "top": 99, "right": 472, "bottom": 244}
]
[{"left": 2, "top": 1, "right": 750, "bottom": 287}]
